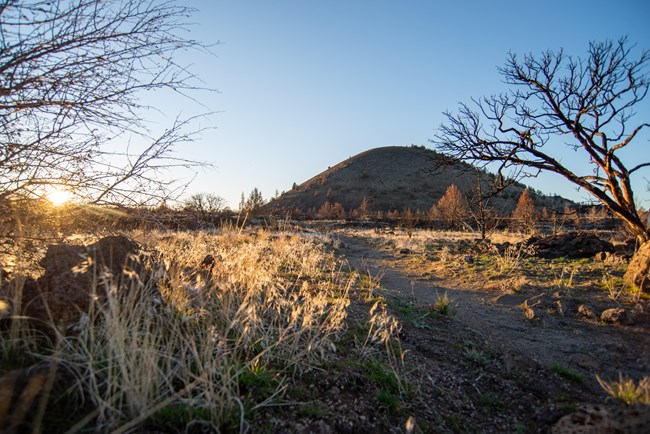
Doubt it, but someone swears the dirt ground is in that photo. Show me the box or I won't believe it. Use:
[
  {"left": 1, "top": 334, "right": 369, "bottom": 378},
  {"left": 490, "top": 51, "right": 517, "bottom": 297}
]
[
  {"left": 287, "top": 231, "right": 650, "bottom": 433},
  {"left": 3, "top": 227, "right": 650, "bottom": 433}
]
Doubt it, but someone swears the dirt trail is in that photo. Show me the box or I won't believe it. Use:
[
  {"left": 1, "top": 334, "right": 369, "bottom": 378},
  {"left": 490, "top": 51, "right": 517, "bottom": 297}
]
[{"left": 338, "top": 234, "right": 650, "bottom": 380}]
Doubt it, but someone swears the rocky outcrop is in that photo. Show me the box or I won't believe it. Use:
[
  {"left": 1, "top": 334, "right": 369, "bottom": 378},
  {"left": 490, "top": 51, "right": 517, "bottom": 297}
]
[{"left": 20, "top": 235, "right": 147, "bottom": 333}]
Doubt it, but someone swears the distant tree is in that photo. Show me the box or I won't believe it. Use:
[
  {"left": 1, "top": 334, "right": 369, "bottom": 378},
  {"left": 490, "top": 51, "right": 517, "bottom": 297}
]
[
  {"left": 239, "top": 193, "right": 246, "bottom": 212},
  {"left": 437, "top": 184, "right": 468, "bottom": 229},
  {"left": 562, "top": 204, "right": 580, "bottom": 229},
  {"left": 402, "top": 207, "right": 415, "bottom": 238},
  {"left": 432, "top": 38, "right": 650, "bottom": 244},
  {"left": 243, "top": 188, "right": 265, "bottom": 215},
  {"left": 183, "top": 193, "right": 227, "bottom": 217},
  {"left": 331, "top": 202, "right": 346, "bottom": 219},
  {"left": 317, "top": 201, "right": 332, "bottom": 219},
  {"left": 353, "top": 196, "right": 370, "bottom": 220},
  {"left": 511, "top": 189, "right": 539, "bottom": 233},
  {"left": 387, "top": 209, "right": 400, "bottom": 223},
  {"left": 427, "top": 204, "right": 440, "bottom": 223},
  {"left": 467, "top": 169, "right": 500, "bottom": 239}
]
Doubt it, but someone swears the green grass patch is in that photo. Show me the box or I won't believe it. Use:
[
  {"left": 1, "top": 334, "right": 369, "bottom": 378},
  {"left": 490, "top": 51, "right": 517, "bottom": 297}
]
[
  {"left": 376, "top": 388, "right": 401, "bottom": 412},
  {"left": 550, "top": 364, "right": 585, "bottom": 383}
]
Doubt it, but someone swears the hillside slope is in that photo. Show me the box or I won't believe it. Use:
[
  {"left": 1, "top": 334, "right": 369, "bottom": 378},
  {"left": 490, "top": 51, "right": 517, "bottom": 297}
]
[{"left": 267, "top": 146, "right": 572, "bottom": 216}]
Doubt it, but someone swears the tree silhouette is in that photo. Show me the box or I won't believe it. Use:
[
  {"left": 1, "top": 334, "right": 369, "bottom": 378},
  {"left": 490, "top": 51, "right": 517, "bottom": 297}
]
[{"left": 433, "top": 38, "right": 650, "bottom": 243}]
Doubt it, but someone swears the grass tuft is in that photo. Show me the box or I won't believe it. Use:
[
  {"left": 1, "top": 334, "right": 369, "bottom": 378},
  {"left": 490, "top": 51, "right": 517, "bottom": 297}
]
[{"left": 597, "top": 374, "right": 650, "bottom": 405}]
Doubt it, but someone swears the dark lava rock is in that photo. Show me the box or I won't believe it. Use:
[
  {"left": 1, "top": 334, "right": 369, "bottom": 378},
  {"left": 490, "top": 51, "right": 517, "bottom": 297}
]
[
  {"left": 527, "top": 232, "right": 615, "bottom": 259},
  {"left": 20, "top": 235, "right": 147, "bottom": 334}
]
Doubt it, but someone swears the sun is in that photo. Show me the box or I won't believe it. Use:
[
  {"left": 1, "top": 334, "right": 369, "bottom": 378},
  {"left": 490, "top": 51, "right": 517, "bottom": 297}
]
[{"left": 47, "top": 187, "right": 74, "bottom": 206}]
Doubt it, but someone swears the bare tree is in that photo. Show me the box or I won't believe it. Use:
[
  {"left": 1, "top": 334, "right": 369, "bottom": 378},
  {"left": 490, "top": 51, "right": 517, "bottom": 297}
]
[
  {"left": 467, "top": 168, "right": 503, "bottom": 239},
  {"left": 0, "top": 0, "right": 212, "bottom": 205},
  {"left": 401, "top": 207, "right": 415, "bottom": 238},
  {"left": 183, "top": 193, "right": 227, "bottom": 215},
  {"left": 432, "top": 38, "right": 650, "bottom": 244}
]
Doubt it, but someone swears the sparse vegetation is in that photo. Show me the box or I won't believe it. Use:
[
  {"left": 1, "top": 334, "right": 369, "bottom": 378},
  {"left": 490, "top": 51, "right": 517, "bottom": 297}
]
[
  {"left": 597, "top": 374, "right": 650, "bottom": 406},
  {"left": 431, "top": 291, "right": 453, "bottom": 315},
  {"left": 550, "top": 364, "right": 586, "bottom": 384},
  {"left": 2, "top": 205, "right": 649, "bottom": 432}
]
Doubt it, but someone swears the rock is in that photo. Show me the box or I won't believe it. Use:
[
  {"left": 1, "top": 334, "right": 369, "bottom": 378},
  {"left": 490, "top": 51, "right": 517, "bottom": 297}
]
[
  {"left": 200, "top": 254, "right": 216, "bottom": 268},
  {"left": 624, "top": 241, "right": 650, "bottom": 293},
  {"left": 552, "top": 403, "right": 650, "bottom": 434},
  {"left": 328, "top": 386, "right": 341, "bottom": 396},
  {"left": 527, "top": 232, "right": 615, "bottom": 259},
  {"left": 494, "top": 293, "right": 527, "bottom": 306},
  {"left": 600, "top": 308, "right": 627, "bottom": 324},
  {"left": 577, "top": 304, "right": 596, "bottom": 320},
  {"left": 20, "top": 235, "right": 147, "bottom": 334}
]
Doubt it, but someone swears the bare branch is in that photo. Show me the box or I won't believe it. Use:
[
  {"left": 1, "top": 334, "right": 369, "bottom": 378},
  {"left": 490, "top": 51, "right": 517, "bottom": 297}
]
[
  {"left": 0, "top": 0, "right": 214, "bottom": 205},
  {"left": 432, "top": 38, "right": 650, "bottom": 242}
]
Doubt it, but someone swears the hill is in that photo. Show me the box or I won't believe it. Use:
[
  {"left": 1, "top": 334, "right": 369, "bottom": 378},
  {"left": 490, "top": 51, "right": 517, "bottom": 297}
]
[{"left": 267, "top": 146, "right": 573, "bottom": 217}]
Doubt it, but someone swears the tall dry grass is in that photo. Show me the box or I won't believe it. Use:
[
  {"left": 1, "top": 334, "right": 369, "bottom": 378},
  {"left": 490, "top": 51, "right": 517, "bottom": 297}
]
[{"left": 2, "top": 227, "right": 356, "bottom": 432}]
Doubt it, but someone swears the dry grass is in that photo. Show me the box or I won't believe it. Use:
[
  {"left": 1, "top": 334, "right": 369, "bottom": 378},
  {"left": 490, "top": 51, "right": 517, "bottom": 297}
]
[
  {"left": 345, "top": 228, "right": 635, "bottom": 301},
  {"left": 2, "top": 227, "right": 394, "bottom": 432},
  {"left": 597, "top": 374, "right": 650, "bottom": 406}
]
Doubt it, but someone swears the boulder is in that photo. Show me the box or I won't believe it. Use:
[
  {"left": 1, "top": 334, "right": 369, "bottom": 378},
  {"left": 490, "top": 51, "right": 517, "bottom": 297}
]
[
  {"left": 527, "top": 232, "right": 615, "bottom": 259},
  {"left": 624, "top": 241, "right": 650, "bottom": 293},
  {"left": 20, "top": 235, "right": 145, "bottom": 333},
  {"left": 552, "top": 404, "right": 650, "bottom": 434}
]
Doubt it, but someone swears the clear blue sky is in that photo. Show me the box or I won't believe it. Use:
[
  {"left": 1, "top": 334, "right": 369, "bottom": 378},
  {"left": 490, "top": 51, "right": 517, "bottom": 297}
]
[{"left": 159, "top": 0, "right": 650, "bottom": 209}]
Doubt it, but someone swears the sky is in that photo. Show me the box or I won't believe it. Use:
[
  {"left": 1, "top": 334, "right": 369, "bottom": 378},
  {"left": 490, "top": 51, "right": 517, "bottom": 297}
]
[{"left": 154, "top": 0, "right": 650, "bottom": 209}]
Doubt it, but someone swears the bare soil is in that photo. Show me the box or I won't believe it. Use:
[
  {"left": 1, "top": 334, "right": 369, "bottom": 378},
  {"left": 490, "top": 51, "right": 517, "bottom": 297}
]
[{"left": 284, "top": 232, "right": 650, "bottom": 433}]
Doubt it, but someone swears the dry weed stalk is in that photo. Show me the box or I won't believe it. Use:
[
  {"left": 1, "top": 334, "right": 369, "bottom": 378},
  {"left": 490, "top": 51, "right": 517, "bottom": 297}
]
[
  {"left": 366, "top": 300, "right": 407, "bottom": 394},
  {"left": 489, "top": 243, "right": 535, "bottom": 275}
]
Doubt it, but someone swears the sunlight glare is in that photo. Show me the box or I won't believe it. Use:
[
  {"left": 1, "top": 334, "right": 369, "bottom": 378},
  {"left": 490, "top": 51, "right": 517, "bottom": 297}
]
[{"left": 47, "top": 188, "right": 74, "bottom": 206}]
